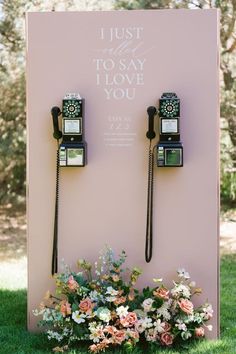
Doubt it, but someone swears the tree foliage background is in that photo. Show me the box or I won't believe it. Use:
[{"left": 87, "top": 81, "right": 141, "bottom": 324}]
[{"left": 0, "top": 0, "right": 235, "bottom": 206}]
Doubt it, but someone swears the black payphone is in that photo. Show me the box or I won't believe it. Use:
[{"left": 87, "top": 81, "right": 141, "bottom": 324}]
[
  {"left": 145, "top": 93, "right": 183, "bottom": 263},
  {"left": 51, "top": 93, "right": 86, "bottom": 275},
  {"left": 52, "top": 93, "right": 87, "bottom": 167}
]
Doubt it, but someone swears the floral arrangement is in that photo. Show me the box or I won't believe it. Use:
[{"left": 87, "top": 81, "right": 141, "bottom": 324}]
[{"left": 34, "top": 247, "right": 213, "bottom": 353}]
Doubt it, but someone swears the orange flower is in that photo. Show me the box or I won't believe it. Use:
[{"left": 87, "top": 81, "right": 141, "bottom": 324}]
[
  {"left": 60, "top": 300, "right": 71, "bottom": 317},
  {"left": 68, "top": 275, "right": 79, "bottom": 291},
  {"left": 195, "top": 327, "right": 205, "bottom": 337},
  {"left": 128, "top": 288, "right": 135, "bottom": 301},
  {"left": 153, "top": 287, "right": 169, "bottom": 300},
  {"left": 113, "top": 267, "right": 120, "bottom": 273},
  {"left": 114, "top": 296, "right": 126, "bottom": 305}
]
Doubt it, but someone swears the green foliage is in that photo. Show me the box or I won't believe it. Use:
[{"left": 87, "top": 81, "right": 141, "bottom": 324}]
[
  {"left": 220, "top": 119, "right": 236, "bottom": 204},
  {"left": 0, "top": 0, "right": 26, "bottom": 203}
]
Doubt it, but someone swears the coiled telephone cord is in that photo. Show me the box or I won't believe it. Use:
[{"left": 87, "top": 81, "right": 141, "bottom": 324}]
[
  {"left": 52, "top": 147, "right": 60, "bottom": 275},
  {"left": 145, "top": 141, "right": 155, "bottom": 263}
]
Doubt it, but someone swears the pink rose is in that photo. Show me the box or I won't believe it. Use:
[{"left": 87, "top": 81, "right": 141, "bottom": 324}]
[
  {"left": 178, "top": 298, "right": 194, "bottom": 315},
  {"left": 120, "top": 312, "right": 137, "bottom": 327},
  {"left": 153, "top": 287, "right": 169, "bottom": 300},
  {"left": 162, "top": 322, "right": 171, "bottom": 332},
  {"left": 160, "top": 332, "right": 174, "bottom": 346},
  {"left": 68, "top": 275, "right": 79, "bottom": 291},
  {"left": 60, "top": 300, "right": 71, "bottom": 317},
  {"left": 113, "top": 329, "right": 126, "bottom": 344},
  {"left": 79, "top": 298, "right": 93, "bottom": 313},
  {"left": 195, "top": 327, "right": 205, "bottom": 337}
]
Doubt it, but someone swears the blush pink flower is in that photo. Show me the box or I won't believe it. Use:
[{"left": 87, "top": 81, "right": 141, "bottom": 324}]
[
  {"left": 112, "top": 329, "right": 126, "bottom": 344},
  {"left": 160, "top": 332, "right": 174, "bottom": 346},
  {"left": 60, "top": 300, "right": 71, "bottom": 317},
  {"left": 153, "top": 287, "right": 169, "bottom": 300},
  {"left": 114, "top": 296, "right": 126, "bottom": 305},
  {"left": 79, "top": 298, "right": 93, "bottom": 313},
  {"left": 104, "top": 325, "right": 116, "bottom": 336},
  {"left": 120, "top": 312, "right": 137, "bottom": 327},
  {"left": 195, "top": 327, "right": 205, "bottom": 337},
  {"left": 89, "top": 344, "right": 98, "bottom": 353},
  {"left": 178, "top": 298, "right": 194, "bottom": 315},
  {"left": 162, "top": 322, "right": 171, "bottom": 332},
  {"left": 68, "top": 275, "right": 79, "bottom": 291}
]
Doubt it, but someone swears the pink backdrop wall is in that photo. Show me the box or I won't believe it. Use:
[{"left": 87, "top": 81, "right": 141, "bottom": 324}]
[{"left": 26, "top": 10, "right": 219, "bottom": 337}]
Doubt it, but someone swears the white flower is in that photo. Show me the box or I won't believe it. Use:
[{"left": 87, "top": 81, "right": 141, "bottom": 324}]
[
  {"left": 142, "top": 298, "right": 155, "bottom": 312},
  {"left": 106, "top": 286, "right": 119, "bottom": 296},
  {"left": 32, "top": 309, "right": 44, "bottom": 316},
  {"left": 171, "top": 284, "right": 191, "bottom": 298},
  {"left": 42, "top": 308, "right": 58, "bottom": 322},
  {"left": 153, "top": 319, "right": 165, "bottom": 333},
  {"left": 89, "top": 323, "right": 105, "bottom": 343},
  {"left": 156, "top": 301, "right": 172, "bottom": 321},
  {"left": 175, "top": 320, "right": 187, "bottom": 331},
  {"left": 207, "top": 324, "right": 213, "bottom": 331},
  {"left": 185, "top": 314, "right": 194, "bottom": 323},
  {"left": 142, "top": 317, "right": 153, "bottom": 328},
  {"left": 134, "top": 309, "right": 146, "bottom": 319},
  {"left": 157, "top": 308, "right": 170, "bottom": 321},
  {"left": 201, "top": 304, "right": 213, "bottom": 320},
  {"left": 145, "top": 328, "right": 157, "bottom": 342},
  {"left": 177, "top": 268, "right": 190, "bottom": 279},
  {"left": 47, "top": 330, "right": 64, "bottom": 341},
  {"left": 116, "top": 305, "right": 129, "bottom": 318},
  {"left": 135, "top": 317, "right": 152, "bottom": 333},
  {"left": 106, "top": 296, "right": 117, "bottom": 302},
  {"left": 89, "top": 290, "right": 99, "bottom": 301},
  {"left": 96, "top": 307, "right": 111, "bottom": 323},
  {"left": 72, "top": 311, "right": 86, "bottom": 324}
]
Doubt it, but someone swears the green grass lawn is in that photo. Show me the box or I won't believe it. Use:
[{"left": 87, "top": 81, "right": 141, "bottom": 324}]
[{"left": 0, "top": 254, "right": 236, "bottom": 354}]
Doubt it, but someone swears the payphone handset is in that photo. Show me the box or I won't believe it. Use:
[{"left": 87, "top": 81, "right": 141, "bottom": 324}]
[
  {"left": 145, "top": 93, "right": 183, "bottom": 263},
  {"left": 52, "top": 93, "right": 86, "bottom": 167}
]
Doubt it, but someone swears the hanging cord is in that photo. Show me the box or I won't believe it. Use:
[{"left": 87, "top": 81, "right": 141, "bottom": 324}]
[
  {"left": 52, "top": 144, "right": 60, "bottom": 275},
  {"left": 145, "top": 140, "right": 155, "bottom": 262}
]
